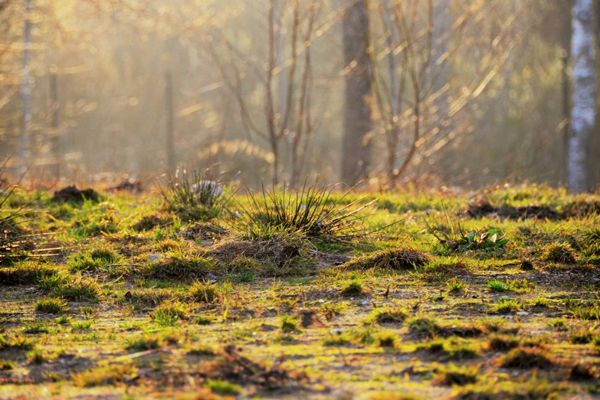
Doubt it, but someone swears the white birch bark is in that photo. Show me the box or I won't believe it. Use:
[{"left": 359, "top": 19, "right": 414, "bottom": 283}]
[{"left": 569, "top": 0, "right": 596, "bottom": 193}]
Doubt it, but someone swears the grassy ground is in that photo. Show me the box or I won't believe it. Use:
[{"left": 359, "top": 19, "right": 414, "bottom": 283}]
[{"left": 0, "top": 183, "right": 599, "bottom": 399}]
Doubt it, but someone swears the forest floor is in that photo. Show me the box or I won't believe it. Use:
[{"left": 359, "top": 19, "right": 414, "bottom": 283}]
[{"left": 0, "top": 183, "right": 599, "bottom": 399}]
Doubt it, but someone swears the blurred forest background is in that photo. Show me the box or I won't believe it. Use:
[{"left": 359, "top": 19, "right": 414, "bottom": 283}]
[{"left": 0, "top": 0, "right": 599, "bottom": 190}]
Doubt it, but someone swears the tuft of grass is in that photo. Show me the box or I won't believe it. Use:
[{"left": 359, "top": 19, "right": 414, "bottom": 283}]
[
  {"left": 543, "top": 242, "right": 577, "bottom": 264},
  {"left": 493, "top": 298, "right": 523, "bottom": 314},
  {"left": 487, "top": 334, "right": 520, "bottom": 352},
  {"left": 240, "top": 183, "right": 368, "bottom": 242},
  {"left": 416, "top": 338, "right": 480, "bottom": 360},
  {"left": 188, "top": 280, "right": 218, "bottom": 303},
  {"left": 205, "top": 379, "right": 243, "bottom": 395},
  {"left": 161, "top": 168, "right": 227, "bottom": 221},
  {"left": 433, "top": 364, "right": 479, "bottom": 386},
  {"left": 125, "top": 335, "right": 162, "bottom": 352},
  {"left": 376, "top": 331, "right": 397, "bottom": 348},
  {"left": 146, "top": 255, "right": 212, "bottom": 281},
  {"left": 35, "top": 298, "right": 67, "bottom": 314},
  {"left": 27, "top": 348, "right": 46, "bottom": 364},
  {"left": 447, "top": 277, "right": 466, "bottom": 293},
  {"left": 499, "top": 346, "right": 556, "bottom": 369},
  {"left": 340, "top": 248, "right": 429, "bottom": 271},
  {"left": 569, "top": 363, "right": 599, "bottom": 381},
  {"left": 52, "top": 276, "right": 101, "bottom": 302},
  {"left": 407, "top": 317, "right": 442, "bottom": 339},
  {"left": 0, "top": 333, "right": 33, "bottom": 351},
  {"left": 487, "top": 279, "right": 509, "bottom": 292},
  {"left": 370, "top": 307, "right": 407, "bottom": 325},
  {"left": 426, "top": 210, "right": 508, "bottom": 253},
  {"left": 72, "top": 364, "right": 137, "bottom": 387},
  {"left": 456, "top": 377, "right": 566, "bottom": 399},
  {"left": 151, "top": 301, "right": 189, "bottom": 326},
  {"left": 341, "top": 280, "right": 363, "bottom": 297},
  {"left": 68, "top": 248, "right": 119, "bottom": 273},
  {"left": 571, "top": 304, "right": 600, "bottom": 321},
  {"left": 280, "top": 315, "right": 300, "bottom": 334},
  {"left": 0, "top": 263, "right": 58, "bottom": 286}
]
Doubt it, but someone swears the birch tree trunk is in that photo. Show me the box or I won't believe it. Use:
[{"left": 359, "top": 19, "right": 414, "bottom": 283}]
[
  {"left": 341, "top": 0, "right": 372, "bottom": 186},
  {"left": 568, "top": 0, "right": 596, "bottom": 193}
]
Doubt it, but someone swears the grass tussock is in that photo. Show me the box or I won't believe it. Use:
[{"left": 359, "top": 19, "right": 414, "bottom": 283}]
[
  {"left": 145, "top": 255, "right": 213, "bottom": 281},
  {"left": 543, "top": 242, "right": 577, "bottom": 264},
  {"left": 161, "top": 169, "right": 228, "bottom": 221},
  {"left": 188, "top": 280, "right": 219, "bottom": 303},
  {"left": 35, "top": 297, "right": 67, "bottom": 314},
  {"left": 72, "top": 364, "right": 137, "bottom": 387},
  {"left": 211, "top": 233, "right": 314, "bottom": 277},
  {"left": 151, "top": 301, "right": 189, "bottom": 326},
  {"left": 499, "top": 346, "right": 557, "bottom": 369},
  {"left": 370, "top": 307, "right": 407, "bottom": 325},
  {"left": 340, "top": 248, "right": 429, "bottom": 271},
  {"left": 0, "top": 263, "right": 58, "bottom": 286},
  {"left": 433, "top": 364, "right": 479, "bottom": 386},
  {"left": 240, "top": 183, "right": 369, "bottom": 242}
]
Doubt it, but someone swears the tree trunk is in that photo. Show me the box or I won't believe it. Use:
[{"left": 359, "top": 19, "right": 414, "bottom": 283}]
[
  {"left": 432, "top": 0, "right": 451, "bottom": 124},
  {"left": 19, "top": 0, "right": 32, "bottom": 175},
  {"left": 341, "top": 0, "right": 372, "bottom": 186},
  {"left": 49, "top": 70, "right": 60, "bottom": 180},
  {"left": 568, "top": 0, "right": 596, "bottom": 193},
  {"left": 165, "top": 71, "right": 176, "bottom": 174}
]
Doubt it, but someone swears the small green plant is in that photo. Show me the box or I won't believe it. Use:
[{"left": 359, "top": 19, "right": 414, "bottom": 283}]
[
  {"left": 280, "top": 315, "right": 300, "bottom": 334},
  {"left": 205, "top": 379, "right": 242, "bottom": 395},
  {"left": 27, "top": 349, "right": 46, "bottom": 364},
  {"left": 493, "top": 298, "right": 523, "bottom": 314},
  {"left": 35, "top": 298, "right": 67, "bottom": 314},
  {"left": 571, "top": 304, "right": 600, "bottom": 321},
  {"left": 125, "top": 335, "right": 162, "bottom": 352},
  {"left": 151, "top": 302, "right": 189, "bottom": 326},
  {"left": 71, "top": 320, "right": 93, "bottom": 332},
  {"left": 189, "top": 280, "right": 218, "bottom": 303},
  {"left": 447, "top": 277, "right": 466, "bottom": 293},
  {"left": 0, "top": 333, "right": 33, "bottom": 351},
  {"left": 548, "top": 318, "right": 567, "bottom": 329},
  {"left": 487, "top": 279, "right": 509, "bottom": 292},
  {"left": 426, "top": 209, "right": 508, "bottom": 252}
]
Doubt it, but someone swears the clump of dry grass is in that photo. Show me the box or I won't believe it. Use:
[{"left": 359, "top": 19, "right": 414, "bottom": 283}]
[{"left": 210, "top": 233, "right": 314, "bottom": 277}]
